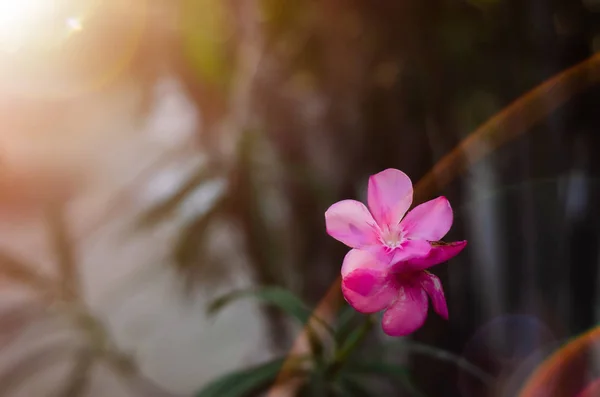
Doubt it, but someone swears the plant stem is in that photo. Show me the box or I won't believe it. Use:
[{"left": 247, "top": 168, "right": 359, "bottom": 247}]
[{"left": 328, "top": 315, "right": 375, "bottom": 378}]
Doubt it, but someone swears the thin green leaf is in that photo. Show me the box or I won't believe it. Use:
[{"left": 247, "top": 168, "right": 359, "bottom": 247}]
[
  {"left": 398, "top": 341, "right": 494, "bottom": 385},
  {"left": 0, "top": 250, "right": 54, "bottom": 294},
  {"left": 208, "top": 286, "right": 311, "bottom": 322},
  {"left": 182, "top": 0, "right": 234, "bottom": 88},
  {"left": 0, "top": 301, "right": 49, "bottom": 351},
  {"left": 137, "top": 166, "right": 214, "bottom": 227},
  {"left": 46, "top": 204, "right": 79, "bottom": 300},
  {"left": 307, "top": 325, "right": 325, "bottom": 364},
  {"left": 343, "top": 362, "right": 425, "bottom": 397},
  {"left": 195, "top": 357, "right": 297, "bottom": 397},
  {"left": 54, "top": 350, "right": 94, "bottom": 397},
  {"left": 329, "top": 316, "right": 375, "bottom": 377},
  {"left": 296, "top": 370, "right": 328, "bottom": 397},
  {"left": 173, "top": 198, "right": 228, "bottom": 290},
  {"left": 208, "top": 287, "right": 334, "bottom": 334},
  {"left": 208, "top": 287, "right": 334, "bottom": 360},
  {"left": 334, "top": 304, "right": 357, "bottom": 345},
  {"left": 336, "top": 376, "right": 373, "bottom": 397},
  {"left": 0, "top": 344, "right": 74, "bottom": 395}
]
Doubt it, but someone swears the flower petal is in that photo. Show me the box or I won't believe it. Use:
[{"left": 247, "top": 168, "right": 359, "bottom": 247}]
[
  {"left": 402, "top": 240, "right": 467, "bottom": 271},
  {"left": 400, "top": 196, "right": 453, "bottom": 241},
  {"left": 325, "top": 200, "right": 381, "bottom": 248},
  {"left": 341, "top": 249, "right": 396, "bottom": 314},
  {"left": 368, "top": 169, "right": 413, "bottom": 229},
  {"left": 419, "top": 272, "right": 448, "bottom": 320},
  {"left": 381, "top": 285, "right": 429, "bottom": 336},
  {"left": 389, "top": 239, "right": 432, "bottom": 264}
]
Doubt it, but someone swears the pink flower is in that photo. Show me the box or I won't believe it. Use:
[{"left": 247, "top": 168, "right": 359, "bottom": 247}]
[{"left": 324, "top": 168, "right": 466, "bottom": 336}]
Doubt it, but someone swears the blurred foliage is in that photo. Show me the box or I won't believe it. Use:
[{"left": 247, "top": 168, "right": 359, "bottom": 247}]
[
  {"left": 0, "top": 0, "right": 596, "bottom": 395},
  {"left": 197, "top": 286, "right": 492, "bottom": 396},
  {"left": 207, "top": 287, "right": 317, "bottom": 327},
  {"left": 196, "top": 357, "right": 293, "bottom": 397},
  {"left": 0, "top": 208, "right": 154, "bottom": 397},
  {"left": 180, "top": 0, "right": 234, "bottom": 90},
  {"left": 133, "top": 1, "right": 600, "bottom": 395}
]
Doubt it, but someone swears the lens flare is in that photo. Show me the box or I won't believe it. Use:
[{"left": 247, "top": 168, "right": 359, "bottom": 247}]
[
  {"left": 66, "top": 17, "right": 83, "bottom": 33},
  {"left": 0, "top": 0, "right": 56, "bottom": 52},
  {"left": 519, "top": 327, "right": 600, "bottom": 397},
  {"left": 0, "top": 0, "right": 147, "bottom": 100}
]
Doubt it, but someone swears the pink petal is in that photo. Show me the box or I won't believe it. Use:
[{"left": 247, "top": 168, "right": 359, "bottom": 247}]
[
  {"left": 341, "top": 249, "right": 396, "bottom": 313},
  {"left": 402, "top": 240, "right": 467, "bottom": 271},
  {"left": 419, "top": 272, "right": 448, "bottom": 320},
  {"left": 381, "top": 285, "right": 429, "bottom": 336},
  {"left": 325, "top": 200, "right": 381, "bottom": 248},
  {"left": 400, "top": 196, "right": 453, "bottom": 241},
  {"left": 341, "top": 248, "right": 388, "bottom": 276},
  {"left": 367, "top": 169, "right": 413, "bottom": 229},
  {"left": 389, "top": 239, "right": 432, "bottom": 264}
]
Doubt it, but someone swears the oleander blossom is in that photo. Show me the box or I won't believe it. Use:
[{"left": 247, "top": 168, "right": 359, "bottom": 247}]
[{"left": 324, "top": 168, "right": 466, "bottom": 336}]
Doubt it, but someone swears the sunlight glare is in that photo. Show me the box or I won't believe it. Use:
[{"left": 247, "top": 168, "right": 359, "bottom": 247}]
[
  {"left": 0, "top": 0, "right": 56, "bottom": 52},
  {"left": 66, "top": 17, "right": 82, "bottom": 32}
]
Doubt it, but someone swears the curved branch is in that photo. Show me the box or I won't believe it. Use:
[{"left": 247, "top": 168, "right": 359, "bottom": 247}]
[{"left": 266, "top": 52, "right": 600, "bottom": 396}]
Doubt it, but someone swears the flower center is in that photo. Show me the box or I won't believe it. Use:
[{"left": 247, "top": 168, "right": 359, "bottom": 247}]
[{"left": 381, "top": 228, "right": 403, "bottom": 249}]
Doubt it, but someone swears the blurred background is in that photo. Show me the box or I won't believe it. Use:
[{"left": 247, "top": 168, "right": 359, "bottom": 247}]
[{"left": 2, "top": 0, "right": 600, "bottom": 396}]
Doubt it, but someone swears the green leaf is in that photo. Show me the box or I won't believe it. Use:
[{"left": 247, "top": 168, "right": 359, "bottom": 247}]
[
  {"left": 335, "top": 376, "right": 373, "bottom": 397},
  {"left": 334, "top": 304, "right": 357, "bottom": 345},
  {"left": 46, "top": 204, "right": 79, "bottom": 300},
  {"left": 181, "top": 0, "right": 234, "bottom": 89},
  {"left": 345, "top": 361, "right": 407, "bottom": 377},
  {"left": 0, "top": 250, "right": 54, "bottom": 294},
  {"left": 137, "top": 166, "right": 214, "bottom": 227},
  {"left": 208, "top": 287, "right": 334, "bottom": 360},
  {"left": 0, "top": 302, "right": 49, "bottom": 351},
  {"left": 54, "top": 350, "right": 94, "bottom": 397},
  {"left": 329, "top": 316, "right": 375, "bottom": 376},
  {"left": 173, "top": 208, "right": 222, "bottom": 268},
  {"left": 296, "top": 370, "right": 328, "bottom": 397},
  {"left": 0, "top": 344, "right": 74, "bottom": 395},
  {"left": 171, "top": 195, "right": 229, "bottom": 291},
  {"left": 208, "top": 287, "right": 323, "bottom": 329},
  {"left": 343, "top": 362, "right": 425, "bottom": 397},
  {"left": 396, "top": 341, "right": 494, "bottom": 385},
  {"left": 195, "top": 357, "right": 294, "bottom": 397}
]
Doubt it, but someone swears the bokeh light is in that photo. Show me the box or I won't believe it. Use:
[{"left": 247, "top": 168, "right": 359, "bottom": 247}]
[
  {"left": 0, "top": 1, "right": 53, "bottom": 52},
  {"left": 459, "top": 315, "right": 556, "bottom": 397},
  {"left": 0, "top": 0, "right": 147, "bottom": 100}
]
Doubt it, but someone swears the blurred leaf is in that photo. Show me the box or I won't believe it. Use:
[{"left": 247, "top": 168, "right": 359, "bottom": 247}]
[
  {"left": 396, "top": 341, "right": 494, "bottom": 385},
  {"left": 208, "top": 286, "right": 333, "bottom": 333},
  {"left": 54, "top": 350, "right": 94, "bottom": 397},
  {"left": 306, "top": 325, "right": 325, "bottom": 365},
  {"left": 334, "top": 304, "right": 358, "bottom": 346},
  {"left": 137, "top": 166, "right": 215, "bottom": 227},
  {"left": 209, "top": 286, "right": 336, "bottom": 361},
  {"left": 46, "top": 204, "right": 79, "bottom": 300},
  {"left": 173, "top": 199, "right": 227, "bottom": 288},
  {"left": 329, "top": 316, "right": 375, "bottom": 377},
  {"left": 335, "top": 376, "right": 373, "bottom": 397},
  {"left": 181, "top": 0, "right": 234, "bottom": 89},
  {"left": 260, "top": 0, "right": 307, "bottom": 37},
  {"left": 296, "top": 370, "right": 328, "bottom": 397},
  {"left": 0, "top": 250, "right": 54, "bottom": 294},
  {"left": 0, "top": 302, "right": 49, "bottom": 351},
  {"left": 0, "top": 345, "right": 74, "bottom": 395},
  {"left": 343, "top": 362, "right": 425, "bottom": 397},
  {"left": 195, "top": 357, "right": 298, "bottom": 397}
]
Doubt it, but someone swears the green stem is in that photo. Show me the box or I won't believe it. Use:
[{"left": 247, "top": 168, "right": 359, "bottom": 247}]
[{"left": 328, "top": 315, "right": 375, "bottom": 378}]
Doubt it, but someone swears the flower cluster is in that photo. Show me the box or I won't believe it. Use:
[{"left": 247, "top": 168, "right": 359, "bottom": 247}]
[{"left": 325, "top": 169, "right": 466, "bottom": 336}]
